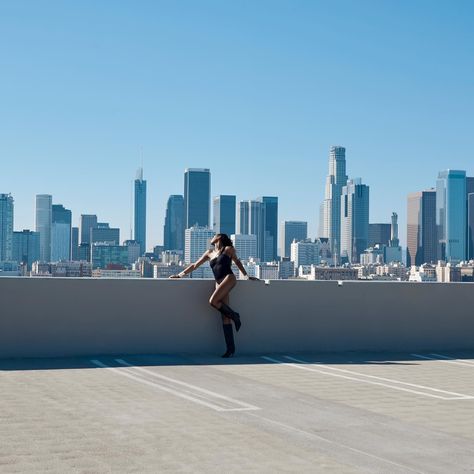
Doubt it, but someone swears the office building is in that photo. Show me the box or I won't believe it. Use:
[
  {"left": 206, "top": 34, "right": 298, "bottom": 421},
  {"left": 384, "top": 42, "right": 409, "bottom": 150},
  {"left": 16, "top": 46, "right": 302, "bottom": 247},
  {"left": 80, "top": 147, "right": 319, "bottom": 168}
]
[
  {"left": 164, "top": 195, "right": 185, "bottom": 251},
  {"left": 466, "top": 177, "right": 474, "bottom": 260},
  {"left": 260, "top": 196, "right": 278, "bottom": 261},
  {"left": 281, "top": 221, "right": 307, "bottom": 258},
  {"left": 320, "top": 146, "right": 348, "bottom": 258},
  {"left": 12, "top": 230, "right": 40, "bottom": 269},
  {"left": 231, "top": 234, "right": 257, "bottom": 261},
  {"left": 124, "top": 240, "right": 141, "bottom": 265},
  {"left": 184, "top": 226, "right": 214, "bottom": 278},
  {"left": 91, "top": 223, "right": 120, "bottom": 245},
  {"left": 340, "top": 178, "right": 369, "bottom": 263},
  {"left": 290, "top": 239, "right": 321, "bottom": 267},
  {"left": 436, "top": 170, "right": 466, "bottom": 262},
  {"left": 35, "top": 194, "right": 52, "bottom": 262},
  {"left": 368, "top": 223, "right": 391, "bottom": 247},
  {"left": 238, "top": 201, "right": 249, "bottom": 234},
  {"left": 213, "top": 195, "right": 236, "bottom": 235},
  {"left": 80, "top": 214, "right": 97, "bottom": 245},
  {"left": 134, "top": 167, "right": 147, "bottom": 255},
  {"left": 407, "top": 190, "right": 437, "bottom": 266},
  {"left": 91, "top": 243, "right": 129, "bottom": 269},
  {"left": 51, "top": 204, "right": 72, "bottom": 262},
  {"left": 184, "top": 168, "right": 210, "bottom": 228},
  {"left": 0, "top": 193, "right": 14, "bottom": 261},
  {"left": 71, "top": 227, "right": 79, "bottom": 261}
]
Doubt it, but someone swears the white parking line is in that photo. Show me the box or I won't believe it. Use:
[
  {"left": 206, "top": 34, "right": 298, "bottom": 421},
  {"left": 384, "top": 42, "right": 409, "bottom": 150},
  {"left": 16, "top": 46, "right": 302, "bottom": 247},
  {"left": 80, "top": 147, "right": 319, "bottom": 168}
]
[
  {"left": 261, "top": 356, "right": 473, "bottom": 400},
  {"left": 411, "top": 353, "right": 474, "bottom": 368},
  {"left": 430, "top": 353, "right": 474, "bottom": 366},
  {"left": 91, "top": 359, "right": 259, "bottom": 412}
]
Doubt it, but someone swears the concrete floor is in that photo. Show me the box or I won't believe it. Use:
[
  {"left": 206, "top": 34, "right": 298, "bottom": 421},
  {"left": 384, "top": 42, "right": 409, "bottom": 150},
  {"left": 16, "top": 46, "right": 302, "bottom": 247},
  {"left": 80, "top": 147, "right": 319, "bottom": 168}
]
[{"left": 1, "top": 351, "right": 474, "bottom": 473}]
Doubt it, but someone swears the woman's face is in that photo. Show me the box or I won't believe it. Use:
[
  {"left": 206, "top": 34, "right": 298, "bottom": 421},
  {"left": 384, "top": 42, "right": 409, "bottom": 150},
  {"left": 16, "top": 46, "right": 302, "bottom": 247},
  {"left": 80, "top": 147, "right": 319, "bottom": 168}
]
[{"left": 211, "top": 235, "right": 221, "bottom": 246}]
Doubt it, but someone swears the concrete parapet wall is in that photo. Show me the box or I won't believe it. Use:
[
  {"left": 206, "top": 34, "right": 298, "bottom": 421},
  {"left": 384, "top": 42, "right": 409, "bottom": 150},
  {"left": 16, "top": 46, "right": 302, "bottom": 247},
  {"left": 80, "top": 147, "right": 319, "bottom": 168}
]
[{"left": 0, "top": 278, "right": 473, "bottom": 358}]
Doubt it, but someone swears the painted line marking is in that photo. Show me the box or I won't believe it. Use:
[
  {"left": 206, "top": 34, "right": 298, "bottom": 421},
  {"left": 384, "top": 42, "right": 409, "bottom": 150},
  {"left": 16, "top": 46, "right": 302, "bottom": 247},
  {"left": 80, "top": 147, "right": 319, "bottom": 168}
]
[
  {"left": 245, "top": 412, "right": 426, "bottom": 474},
  {"left": 411, "top": 353, "right": 474, "bottom": 368},
  {"left": 90, "top": 359, "right": 259, "bottom": 412},
  {"left": 115, "top": 358, "right": 260, "bottom": 411},
  {"left": 430, "top": 353, "right": 474, "bottom": 366},
  {"left": 261, "top": 356, "right": 473, "bottom": 400}
]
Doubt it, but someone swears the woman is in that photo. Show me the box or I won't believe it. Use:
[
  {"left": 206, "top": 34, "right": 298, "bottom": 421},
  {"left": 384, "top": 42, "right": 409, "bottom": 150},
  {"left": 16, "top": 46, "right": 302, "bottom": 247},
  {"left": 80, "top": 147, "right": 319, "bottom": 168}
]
[{"left": 170, "top": 233, "right": 258, "bottom": 358}]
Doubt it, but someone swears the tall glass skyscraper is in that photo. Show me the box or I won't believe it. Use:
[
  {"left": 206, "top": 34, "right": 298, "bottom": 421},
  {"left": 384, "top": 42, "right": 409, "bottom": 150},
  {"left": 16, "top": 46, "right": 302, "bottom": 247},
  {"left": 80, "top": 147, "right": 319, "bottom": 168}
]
[
  {"left": 280, "top": 221, "right": 308, "bottom": 258},
  {"left": 340, "top": 178, "right": 369, "bottom": 263},
  {"left": 260, "top": 196, "right": 278, "bottom": 261},
  {"left": 213, "top": 195, "right": 236, "bottom": 236},
  {"left": 321, "top": 146, "right": 348, "bottom": 259},
  {"left": 184, "top": 168, "right": 210, "bottom": 229},
  {"left": 80, "top": 214, "right": 97, "bottom": 245},
  {"left": 164, "top": 195, "right": 185, "bottom": 251},
  {"left": 436, "top": 170, "right": 466, "bottom": 262},
  {"left": 35, "top": 194, "right": 52, "bottom": 262},
  {"left": 134, "top": 167, "right": 147, "bottom": 255},
  {"left": 466, "top": 177, "right": 474, "bottom": 260},
  {"left": 407, "top": 189, "right": 437, "bottom": 266},
  {"left": 0, "top": 193, "right": 14, "bottom": 261},
  {"left": 238, "top": 201, "right": 250, "bottom": 234},
  {"left": 51, "top": 204, "right": 72, "bottom": 262},
  {"left": 12, "top": 230, "right": 40, "bottom": 269}
]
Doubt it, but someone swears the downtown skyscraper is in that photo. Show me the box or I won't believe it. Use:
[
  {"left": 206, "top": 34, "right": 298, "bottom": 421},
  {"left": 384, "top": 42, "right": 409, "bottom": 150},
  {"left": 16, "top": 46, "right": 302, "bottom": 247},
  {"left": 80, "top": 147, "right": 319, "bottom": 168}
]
[
  {"left": 134, "top": 167, "right": 147, "bottom": 255},
  {"left": 35, "top": 194, "right": 52, "bottom": 262},
  {"left": 0, "top": 193, "right": 14, "bottom": 261},
  {"left": 164, "top": 195, "right": 185, "bottom": 252},
  {"left": 320, "top": 146, "right": 348, "bottom": 260},
  {"left": 184, "top": 168, "right": 210, "bottom": 229},
  {"left": 436, "top": 170, "right": 466, "bottom": 262},
  {"left": 340, "top": 178, "right": 369, "bottom": 263},
  {"left": 51, "top": 204, "right": 72, "bottom": 262},
  {"left": 406, "top": 189, "right": 437, "bottom": 266},
  {"left": 213, "top": 195, "right": 236, "bottom": 236},
  {"left": 280, "top": 221, "right": 308, "bottom": 258}
]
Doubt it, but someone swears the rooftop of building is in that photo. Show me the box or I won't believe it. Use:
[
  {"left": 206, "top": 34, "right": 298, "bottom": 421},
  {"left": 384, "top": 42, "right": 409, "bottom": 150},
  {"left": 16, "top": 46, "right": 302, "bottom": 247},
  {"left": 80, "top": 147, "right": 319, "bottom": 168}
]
[{"left": 2, "top": 350, "right": 474, "bottom": 473}]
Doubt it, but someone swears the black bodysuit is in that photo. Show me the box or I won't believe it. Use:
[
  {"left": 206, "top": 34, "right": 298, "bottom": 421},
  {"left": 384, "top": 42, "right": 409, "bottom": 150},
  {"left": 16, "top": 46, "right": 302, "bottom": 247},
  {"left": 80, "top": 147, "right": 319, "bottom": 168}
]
[{"left": 210, "top": 252, "right": 234, "bottom": 281}]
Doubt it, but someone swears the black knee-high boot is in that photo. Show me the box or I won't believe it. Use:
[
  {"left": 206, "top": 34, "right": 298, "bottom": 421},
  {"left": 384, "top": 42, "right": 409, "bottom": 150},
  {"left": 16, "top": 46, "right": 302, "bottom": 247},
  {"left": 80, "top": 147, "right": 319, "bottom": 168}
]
[
  {"left": 219, "top": 302, "right": 241, "bottom": 332},
  {"left": 222, "top": 324, "right": 235, "bottom": 358}
]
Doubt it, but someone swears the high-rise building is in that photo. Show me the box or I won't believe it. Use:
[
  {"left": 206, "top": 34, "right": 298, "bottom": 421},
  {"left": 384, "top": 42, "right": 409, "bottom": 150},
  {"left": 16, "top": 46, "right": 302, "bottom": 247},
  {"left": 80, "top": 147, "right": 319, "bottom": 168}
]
[
  {"left": 231, "top": 234, "right": 257, "bottom": 261},
  {"left": 184, "top": 226, "right": 214, "bottom": 264},
  {"left": 164, "top": 195, "right": 185, "bottom": 251},
  {"left": 213, "top": 195, "right": 236, "bottom": 236},
  {"left": 436, "top": 170, "right": 466, "bottom": 262},
  {"left": 238, "top": 201, "right": 250, "bottom": 234},
  {"left": 340, "top": 178, "right": 369, "bottom": 263},
  {"left": 466, "top": 177, "right": 474, "bottom": 260},
  {"left": 91, "top": 223, "right": 120, "bottom": 245},
  {"left": 35, "top": 194, "right": 52, "bottom": 262},
  {"left": 281, "top": 221, "right": 307, "bottom": 258},
  {"left": 290, "top": 239, "right": 320, "bottom": 267},
  {"left": 238, "top": 197, "right": 278, "bottom": 262},
  {"left": 134, "top": 167, "right": 147, "bottom": 255},
  {"left": 12, "top": 230, "right": 40, "bottom": 269},
  {"left": 184, "top": 168, "right": 211, "bottom": 228},
  {"left": 260, "top": 196, "right": 278, "bottom": 261},
  {"left": 385, "top": 212, "right": 402, "bottom": 263},
  {"left": 184, "top": 225, "right": 214, "bottom": 278},
  {"left": 368, "top": 223, "right": 391, "bottom": 247},
  {"left": 91, "top": 243, "right": 129, "bottom": 269},
  {"left": 407, "top": 189, "right": 437, "bottom": 266},
  {"left": 0, "top": 194, "right": 14, "bottom": 261},
  {"left": 80, "top": 214, "right": 97, "bottom": 245},
  {"left": 51, "top": 204, "right": 72, "bottom": 262},
  {"left": 320, "top": 146, "right": 348, "bottom": 259},
  {"left": 71, "top": 227, "right": 79, "bottom": 261}
]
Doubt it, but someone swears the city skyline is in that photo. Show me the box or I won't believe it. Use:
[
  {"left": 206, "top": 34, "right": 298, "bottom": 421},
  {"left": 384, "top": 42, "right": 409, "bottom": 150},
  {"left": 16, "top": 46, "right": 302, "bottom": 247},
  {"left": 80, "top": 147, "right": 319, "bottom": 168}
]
[{"left": 1, "top": 2, "right": 473, "bottom": 248}]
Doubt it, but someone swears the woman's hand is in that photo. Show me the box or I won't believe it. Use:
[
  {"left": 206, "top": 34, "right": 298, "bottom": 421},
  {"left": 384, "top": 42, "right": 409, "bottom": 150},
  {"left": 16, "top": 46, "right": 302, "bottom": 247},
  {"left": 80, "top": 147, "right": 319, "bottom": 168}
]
[
  {"left": 169, "top": 274, "right": 181, "bottom": 279},
  {"left": 247, "top": 276, "right": 259, "bottom": 281}
]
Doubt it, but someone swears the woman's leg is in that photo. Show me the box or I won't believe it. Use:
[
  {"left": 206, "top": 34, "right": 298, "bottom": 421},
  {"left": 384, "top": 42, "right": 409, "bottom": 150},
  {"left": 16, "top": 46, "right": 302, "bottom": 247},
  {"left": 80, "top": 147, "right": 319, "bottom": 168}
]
[
  {"left": 213, "top": 282, "right": 235, "bottom": 357},
  {"left": 209, "top": 275, "right": 241, "bottom": 331}
]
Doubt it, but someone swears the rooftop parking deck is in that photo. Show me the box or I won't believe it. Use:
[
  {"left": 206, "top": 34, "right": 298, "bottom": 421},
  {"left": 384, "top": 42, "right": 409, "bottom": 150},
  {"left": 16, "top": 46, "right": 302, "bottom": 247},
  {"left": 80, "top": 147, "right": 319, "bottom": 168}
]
[{"left": 2, "top": 351, "right": 474, "bottom": 473}]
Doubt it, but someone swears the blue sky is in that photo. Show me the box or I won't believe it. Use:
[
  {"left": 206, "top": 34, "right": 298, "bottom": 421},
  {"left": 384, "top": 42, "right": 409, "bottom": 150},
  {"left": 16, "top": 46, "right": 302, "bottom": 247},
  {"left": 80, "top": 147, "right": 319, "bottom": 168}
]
[{"left": 1, "top": 0, "right": 473, "bottom": 248}]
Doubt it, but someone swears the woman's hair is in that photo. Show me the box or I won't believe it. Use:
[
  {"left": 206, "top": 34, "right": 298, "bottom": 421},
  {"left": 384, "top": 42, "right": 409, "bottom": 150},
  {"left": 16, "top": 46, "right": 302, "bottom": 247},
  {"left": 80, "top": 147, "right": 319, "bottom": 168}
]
[{"left": 216, "top": 233, "right": 233, "bottom": 249}]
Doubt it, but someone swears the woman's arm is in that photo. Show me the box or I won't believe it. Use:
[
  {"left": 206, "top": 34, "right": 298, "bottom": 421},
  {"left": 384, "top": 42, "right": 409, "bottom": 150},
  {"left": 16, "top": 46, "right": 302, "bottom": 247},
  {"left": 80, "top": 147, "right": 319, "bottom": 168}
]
[
  {"left": 169, "top": 250, "right": 210, "bottom": 278},
  {"left": 229, "top": 247, "right": 259, "bottom": 280}
]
